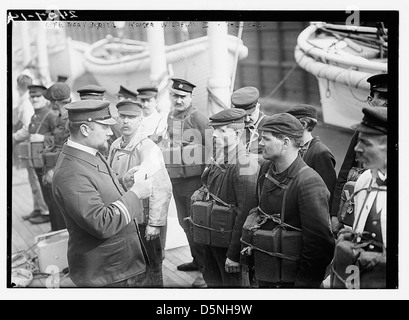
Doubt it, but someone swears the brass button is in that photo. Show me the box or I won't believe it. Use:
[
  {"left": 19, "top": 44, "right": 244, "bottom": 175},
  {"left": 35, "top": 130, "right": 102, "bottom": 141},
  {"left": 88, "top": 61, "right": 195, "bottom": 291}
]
[
  {"left": 371, "top": 233, "right": 376, "bottom": 238},
  {"left": 369, "top": 244, "right": 375, "bottom": 250},
  {"left": 373, "top": 220, "right": 378, "bottom": 226}
]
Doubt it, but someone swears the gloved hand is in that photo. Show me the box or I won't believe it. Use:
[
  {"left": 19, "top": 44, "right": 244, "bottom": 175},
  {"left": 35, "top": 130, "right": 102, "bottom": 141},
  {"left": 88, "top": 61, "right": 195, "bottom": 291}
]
[
  {"left": 225, "top": 257, "right": 241, "bottom": 273},
  {"left": 130, "top": 175, "right": 153, "bottom": 199},
  {"left": 30, "top": 133, "right": 45, "bottom": 142},
  {"left": 145, "top": 225, "right": 160, "bottom": 241}
]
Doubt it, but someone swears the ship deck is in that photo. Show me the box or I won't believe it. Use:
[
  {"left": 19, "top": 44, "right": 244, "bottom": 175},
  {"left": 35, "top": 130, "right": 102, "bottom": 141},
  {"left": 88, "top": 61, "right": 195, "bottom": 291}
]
[{"left": 10, "top": 165, "right": 200, "bottom": 288}]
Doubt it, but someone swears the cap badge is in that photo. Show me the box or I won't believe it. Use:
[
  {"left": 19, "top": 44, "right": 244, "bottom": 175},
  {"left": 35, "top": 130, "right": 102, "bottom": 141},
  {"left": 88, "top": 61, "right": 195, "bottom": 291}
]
[{"left": 179, "top": 84, "right": 183, "bottom": 89}]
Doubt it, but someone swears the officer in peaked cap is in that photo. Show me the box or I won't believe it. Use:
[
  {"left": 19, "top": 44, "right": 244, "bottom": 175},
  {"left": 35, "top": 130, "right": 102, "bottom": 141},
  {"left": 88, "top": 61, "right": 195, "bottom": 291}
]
[
  {"left": 77, "top": 84, "right": 106, "bottom": 100},
  {"left": 286, "top": 104, "right": 336, "bottom": 210},
  {"left": 231, "top": 86, "right": 266, "bottom": 157},
  {"left": 167, "top": 77, "right": 211, "bottom": 287},
  {"left": 170, "top": 78, "right": 196, "bottom": 95},
  {"left": 255, "top": 112, "right": 335, "bottom": 288},
  {"left": 52, "top": 99, "right": 152, "bottom": 287},
  {"left": 137, "top": 86, "right": 159, "bottom": 117},
  {"left": 198, "top": 106, "right": 259, "bottom": 288},
  {"left": 116, "top": 85, "right": 138, "bottom": 102},
  {"left": 65, "top": 100, "right": 117, "bottom": 126}
]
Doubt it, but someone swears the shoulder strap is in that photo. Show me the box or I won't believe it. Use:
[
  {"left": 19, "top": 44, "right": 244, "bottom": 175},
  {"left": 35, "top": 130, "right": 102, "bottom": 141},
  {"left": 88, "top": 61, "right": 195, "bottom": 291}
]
[{"left": 35, "top": 110, "right": 53, "bottom": 134}]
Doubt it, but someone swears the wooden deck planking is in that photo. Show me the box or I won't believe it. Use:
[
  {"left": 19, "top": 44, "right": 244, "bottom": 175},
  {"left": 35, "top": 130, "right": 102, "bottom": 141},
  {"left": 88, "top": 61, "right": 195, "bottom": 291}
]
[{"left": 10, "top": 166, "right": 201, "bottom": 289}]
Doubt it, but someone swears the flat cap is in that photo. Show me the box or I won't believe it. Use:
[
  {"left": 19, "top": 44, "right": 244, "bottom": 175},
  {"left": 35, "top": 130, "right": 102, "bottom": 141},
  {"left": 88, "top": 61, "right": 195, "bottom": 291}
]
[
  {"left": 351, "top": 106, "right": 387, "bottom": 135},
  {"left": 367, "top": 73, "right": 388, "bottom": 93},
  {"left": 65, "top": 100, "right": 116, "bottom": 125},
  {"left": 28, "top": 85, "right": 47, "bottom": 96},
  {"left": 117, "top": 85, "right": 138, "bottom": 100},
  {"left": 116, "top": 99, "right": 143, "bottom": 116},
  {"left": 77, "top": 84, "right": 106, "bottom": 100},
  {"left": 171, "top": 78, "right": 196, "bottom": 95},
  {"left": 208, "top": 108, "right": 247, "bottom": 127},
  {"left": 44, "top": 83, "right": 71, "bottom": 101},
  {"left": 258, "top": 113, "right": 304, "bottom": 138},
  {"left": 137, "top": 86, "right": 158, "bottom": 99},
  {"left": 286, "top": 104, "right": 317, "bottom": 120},
  {"left": 231, "top": 86, "right": 259, "bottom": 110}
]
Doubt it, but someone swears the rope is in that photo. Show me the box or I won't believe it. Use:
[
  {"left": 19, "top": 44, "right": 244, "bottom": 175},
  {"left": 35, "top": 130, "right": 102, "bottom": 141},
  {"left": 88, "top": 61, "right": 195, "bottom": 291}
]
[
  {"left": 257, "top": 206, "right": 302, "bottom": 232},
  {"left": 207, "top": 85, "right": 230, "bottom": 110},
  {"left": 184, "top": 217, "right": 232, "bottom": 234},
  {"left": 240, "top": 237, "right": 299, "bottom": 262},
  {"left": 265, "top": 63, "right": 299, "bottom": 99}
]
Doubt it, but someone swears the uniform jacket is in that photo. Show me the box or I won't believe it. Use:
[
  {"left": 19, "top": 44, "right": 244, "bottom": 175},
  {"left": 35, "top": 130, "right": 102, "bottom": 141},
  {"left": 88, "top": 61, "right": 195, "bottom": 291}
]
[
  {"left": 167, "top": 105, "right": 211, "bottom": 148},
  {"left": 201, "top": 143, "right": 259, "bottom": 262},
  {"left": 352, "top": 169, "right": 387, "bottom": 246},
  {"left": 257, "top": 155, "right": 335, "bottom": 287},
  {"left": 52, "top": 143, "right": 147, "bottom": 287},
  {"left": 302, "top": 136, "right": 337, "bottom": 208},
  {"left": 331, "top": 132, "right": 359, "bottom": 216},
  {"left": 28, "top": 106, "right": 55, "bottom": 145},
  {"left": 108, "top": 132, "right": 172, "bottom": 226}
]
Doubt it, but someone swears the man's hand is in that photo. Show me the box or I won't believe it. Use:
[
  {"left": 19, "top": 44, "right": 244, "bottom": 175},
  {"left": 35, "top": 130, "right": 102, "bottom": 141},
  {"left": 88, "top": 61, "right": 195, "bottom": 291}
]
[
  {"left": 145, "top": 225, "right": 160, "bottom": 241},
  {"left": 123, "top": 166, "right": 140, "bottom": 189},
  {"left": 225, "top": 257, "right": 241, "bottom": 273},
  {"left": 130, "top": 176, "right": 153, "bottom": 199},
  {"left": 30, "top": 133, "right": 45, "bottom": 142},
  {"left": 43, "top": 169, "right": 54, "bottom": 185},
  {"left": 331, "top": 216, "right": 343, "bottom": 236}
]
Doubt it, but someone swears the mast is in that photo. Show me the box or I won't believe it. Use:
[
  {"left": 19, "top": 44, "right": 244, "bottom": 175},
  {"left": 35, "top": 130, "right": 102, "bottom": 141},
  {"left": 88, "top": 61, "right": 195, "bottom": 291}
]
[
  {"left": 207, "top": 22, "right": 231, "bottom": 115},
  {"left": 146, "top": 21, "right": 171, "bottom": 115}
]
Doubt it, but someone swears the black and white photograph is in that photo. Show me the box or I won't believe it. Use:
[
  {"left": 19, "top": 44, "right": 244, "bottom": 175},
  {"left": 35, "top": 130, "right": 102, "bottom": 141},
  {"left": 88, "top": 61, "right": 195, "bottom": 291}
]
[{"left": 3, "top": 1, "right": 406, "bottom": 302}]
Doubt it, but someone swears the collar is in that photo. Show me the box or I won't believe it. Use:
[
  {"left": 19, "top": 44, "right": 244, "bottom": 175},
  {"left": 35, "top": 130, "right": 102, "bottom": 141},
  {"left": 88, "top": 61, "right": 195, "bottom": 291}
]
[
  {"left": 269, "top": 154, "right": 305, "bottom": 179},
  {"left": 215, "top": 142, "right": 247, "bottom": 165},
  {"left": 67, "top": 138, "right": 98, "bottom": 156},
  {"left": 371, "top": 169, "right": 387, "bottom": 186}
]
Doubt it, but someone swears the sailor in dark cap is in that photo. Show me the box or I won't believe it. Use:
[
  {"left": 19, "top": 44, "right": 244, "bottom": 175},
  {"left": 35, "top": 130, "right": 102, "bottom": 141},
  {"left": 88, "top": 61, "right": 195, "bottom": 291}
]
[
  {"left": 137, "top": 86, "right": 168, "bottom": 144},
  {"left": 107, "top": 99, "right": 172, "bottom": 287},
  {"left": 116, "top": 85, "right": 138, "bottom": 102},
  {"left": 36, "top": 82, "right": 73, "bottom": 230},
  {"left": 331, "top": 107, "right": 387, "bottom": 289},
  {"left": 286, "top": 104, "right": 337, "bottom": 208},
  {"left": 192, "top": 108, "right": 259, "bottom": 287},
  {"left": 166, "top": 78, "right": 211, "bottom": 287},
  {"left": 52, "top": 99, "right": 153, "bottom": 287},
  {"left": 247, "top": 113, "right": 334, "bottom": 288},
  {"left": 231, "top": 86, "right": 266, "bottom": 160},
  {"left": 330, "top": 73, "right": 388, "bottom": 234}
]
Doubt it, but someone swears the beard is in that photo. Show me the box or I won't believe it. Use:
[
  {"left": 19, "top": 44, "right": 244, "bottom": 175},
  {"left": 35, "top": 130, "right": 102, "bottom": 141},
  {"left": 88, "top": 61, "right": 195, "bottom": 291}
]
[{"left": 96, "top": 141, "right": 109, "bottom": 153}]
